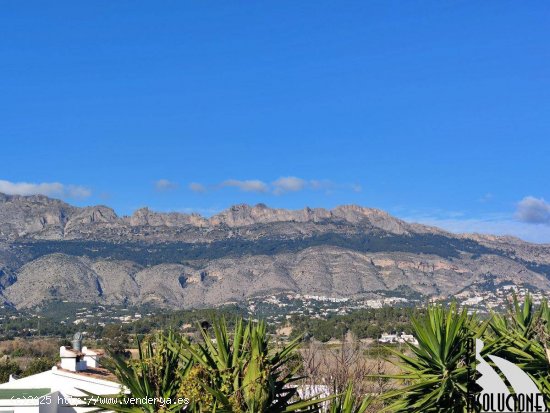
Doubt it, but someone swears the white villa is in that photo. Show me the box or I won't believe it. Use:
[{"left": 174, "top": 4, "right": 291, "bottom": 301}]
[
  {"left": 0, "top": 338, "right": 120, "bottom": 413},
  {"left": 378, "top": 332, "right": 419, "bottom": 345}
]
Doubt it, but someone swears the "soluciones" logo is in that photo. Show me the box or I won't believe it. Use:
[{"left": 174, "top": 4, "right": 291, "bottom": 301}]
[{"left": 471, "top": 338, "right": 548, "bottom": 412}]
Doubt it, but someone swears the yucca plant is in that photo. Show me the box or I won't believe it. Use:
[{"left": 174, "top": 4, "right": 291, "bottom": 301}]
[
  {"left": 483, "top": 294, "right": 550, "bottom": 407},
  {"left": 326, "top": 383, "right": 373, "bottom": 413},
  {"left": 540, "top": 299, "right": 550, "bottom": 363},
  {"left": 181, "top": 318, "right": 329, "bottom": 412},
  {"left": 380, "top": 303, "right": 482, "bottom": 412},
  {"left": 80, "top": 330, "right": 195, "bottom": 412}
]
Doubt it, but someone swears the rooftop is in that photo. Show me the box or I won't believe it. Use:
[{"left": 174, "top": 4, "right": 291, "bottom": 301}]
[
  {"left": 0, "top": 388, "right": 51, "bottom": 399},
  {"left": 55, "top": 365, "right": 118, "bottom": 382}
]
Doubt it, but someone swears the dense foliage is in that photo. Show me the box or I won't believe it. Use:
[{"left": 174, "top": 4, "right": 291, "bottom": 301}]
[
  {"left": 82, "top": 297, "right": 550, "bottom": 412},
  {"left": 83, "top": 320, "right": 329, "bottom": 412},
  {"left": 0, "top": 359, "right": 21, "bottom": 383},
  {"left": 1, "top": 302, "right": 418, "bottom": 345},
  {"left": 4, "top": 296, "right": 550, "bottom": 412},
  {"left": 289, "top": 307, "right": 423, "bottom": 342},
  {"left": 0, "top": 302, "right": 245, "bottom": 340},
  {"left": 17, "top": 232, "right": 495, "bottom": 266},
  {"left": 21, "top": 357, "right": 57, "bottom": 377}
]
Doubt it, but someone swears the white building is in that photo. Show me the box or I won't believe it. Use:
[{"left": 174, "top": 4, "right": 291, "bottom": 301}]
[
  {"left": 462, "top": 296, "right": 484, "bottom": 306},
  {"left": 59, "top": 346, "right": 104, "bottom": 372},
  {"left": 378, "top": 332, "right": 418, "bottom": 345},
  {"left": 378, "top": 333, "right": 398, "bottom": 343},
  {"left": 0, "top": 341, "right": 120, "bottom": 413},
  {"left": 399, "top": 334, "right": 419, "bottom": 345}
]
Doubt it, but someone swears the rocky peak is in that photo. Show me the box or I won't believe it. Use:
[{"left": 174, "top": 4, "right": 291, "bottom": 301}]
[
  {"left": 209, "top": 204, "right": 264, "bottom": 227},
  {"left": 332, "top": 205, "right": 410, "bottom": 234},
  {"left": 0, "top": 192, "right": 72, "bottom": 209},
  {"left": 127, "top": 208, "right": 208, "bottom": 227},
  {"left": 0, "top": 193, "right": 534, "bottom": 244},
  {"left": 128, "top": 207, "right": 154, "bottom": 226},
  {"left": 207, "top": 203, "right": 409, "bottom": 231},
  {"left": 208, "top": 204, "right": 320, "bottom": 227},
  {"left": 0, "top": 192, "right": 76, "bottom": 238},
  {"left": 73, "top": 205, "right": 118, "bottom": 223},
  {"left": 64, "top": 206, "right": 119, "bottom": 233}
]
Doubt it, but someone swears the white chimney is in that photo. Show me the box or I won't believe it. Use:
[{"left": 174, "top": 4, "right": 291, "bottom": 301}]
[
  {"left": 82, "top": 346, "right": 103, "bottom": 369},
  {"left": 59, "top": 346, "right": 87, "bottom": 371}
]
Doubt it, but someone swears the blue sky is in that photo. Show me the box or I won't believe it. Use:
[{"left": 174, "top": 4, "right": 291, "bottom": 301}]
[{"left": 1, "top": 1, "right": 549, "bottom": 242}]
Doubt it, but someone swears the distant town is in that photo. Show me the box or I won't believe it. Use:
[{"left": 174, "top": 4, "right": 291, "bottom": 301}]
[{"left": 1, "top": 282, "right": 544, "bottom": 343}]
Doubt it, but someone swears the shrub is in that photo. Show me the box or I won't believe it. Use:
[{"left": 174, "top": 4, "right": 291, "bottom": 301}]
[
  {"left": 22, "top": 357, "right": 56, "bottom": 377},
  {"left": 0, "top": 359, "right": 21, "bottom": 383}
]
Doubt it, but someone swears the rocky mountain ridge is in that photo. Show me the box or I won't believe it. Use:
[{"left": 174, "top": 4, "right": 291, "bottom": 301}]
[
  {"left": 0, "top": 194, "right": 419, "bottom": 237},
  {"left": 0, "top": 193, "right": 549, "bottom": 309}
]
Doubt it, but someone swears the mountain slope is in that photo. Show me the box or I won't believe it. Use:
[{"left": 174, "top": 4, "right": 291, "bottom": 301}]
[{"left": 0, "top": 193, "right": 549, "bottom": 309}]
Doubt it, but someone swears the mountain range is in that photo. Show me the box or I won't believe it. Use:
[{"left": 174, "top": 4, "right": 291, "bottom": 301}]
[{"left": 0, "top": 192, "right": 549, "bottom": 309}]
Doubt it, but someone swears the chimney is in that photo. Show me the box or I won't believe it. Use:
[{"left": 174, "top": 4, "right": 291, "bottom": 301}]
[
  {"left": 59, "top": 346, "right": 86, "bottom": 372},
  {"left": 72, "top": 332, "right": 83, "bottom": 352},
  {"left": 82, "top": 346, "right": 103, "bottom": 369},
  {"left": 59, "top": 332, "right": 87, "bottom": 371}
]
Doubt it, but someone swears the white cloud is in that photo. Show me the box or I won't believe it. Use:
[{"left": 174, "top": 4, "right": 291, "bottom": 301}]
[
  {"left": 272, "top": 176, "right": 306, "bottom": 195},
  {"left": 154, "top": 179, "right": 179, "bottom": 192},
  {"left": 515, "top": 196, "right": 550, "bottom": 225},
  {"left": 0, "top": 179, "right": 91, "bottom": 199},
  {"left": 190, "top": 177, "right": 362, "bottom": 195},
  {"left": 189, "top": 182, "right": 207, "bottom": 193},
  {"left": 222, "top": 179, "right": 269, "bottom": 193}
]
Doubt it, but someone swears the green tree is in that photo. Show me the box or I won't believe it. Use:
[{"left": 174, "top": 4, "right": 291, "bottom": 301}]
[
  {"left": 0, "top": 359, "right": 22, "bottom": 383},
  {"left": 22, "top": 357, "right": 56, "bottom": 377},
  {"left": 102, "top": 324, "right": 131, "bottom": 357},
  {"left": 350, "top": 320, "right": 370, "bottom": 339},
  {"left": 365, "top": 325, "right": 382, "bottom": 339}
]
